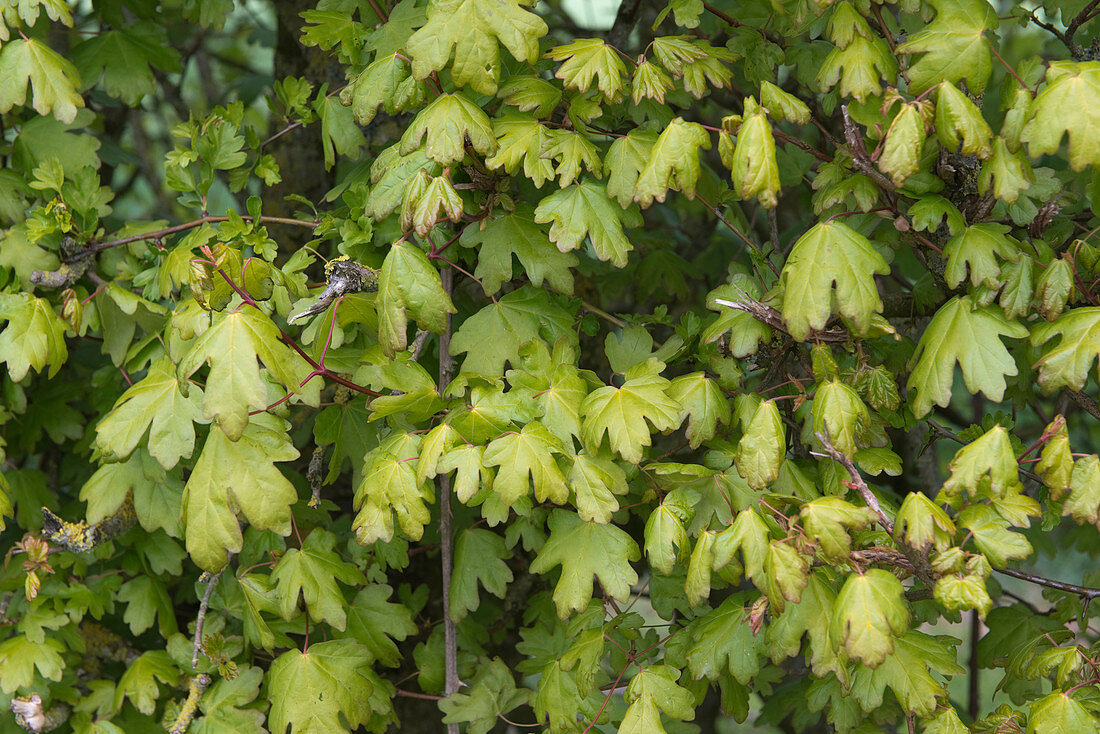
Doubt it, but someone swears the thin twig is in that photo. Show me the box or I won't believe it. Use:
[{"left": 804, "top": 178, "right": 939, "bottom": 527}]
[
  {"left": 168, "top": 674, "right": 212, "bottom": 734},
  {"left": 1064, "top": 389, "right": 1100, "bottom": 421},
  {"left": 74, "top": 215, "right": 316, "bottom": 261},
  {"left": 192, "top": 569, "right": 224, "bottom": 667},
  {"left": 813, "top": 432, "right": 893, "bottom": 532},
  {"left": 997, "top": 567, "right": 1100, "bottom": 600},
  {"left": 438, "top": 267, "right": 460, "bottom": 732}
]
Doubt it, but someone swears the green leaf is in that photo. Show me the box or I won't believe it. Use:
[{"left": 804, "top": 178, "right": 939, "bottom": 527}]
[
  {"left": 1035, "top": 258, "right": 1074, "bottom": 321},
  {"left": 644, "top": 495, "right": 691, "bottom": 574},
  {"left": 0, "top": 38, "right": 84, "bottom": 123},
  {"left": 1063, "top": 455, "right": 1100, "bottom": 527},
  {"left": 440, "top": 658, "right": 530, "bottom": 734},
  {"left": 811, "top": 380, "right": 869, "bottom": 458},
  {"left": 582, "top": 370, "right": 682, "bottom": 463},
  {"left": 118, "top": 575, "right": 177, "bottom": 637},
  {"left": 266, "top": 640, "right": 377, "bottom": 734},
  {"left": 850, "top": 631, "right": 963, "bottom": 717},
  {"left": 934, "top": 573, "right": 992, "bottom": 618},
  {"left": 191, "top": 665, "right": 266, "bottom": 734},
  {"left": 683, "top": 595, "right": 767, "bottom": 683},
  {"left": 722, "top": 100, "right": 781, "bottom": 208},
  {"left": 831, "top": 569, "right": 909, "bottom": 667},
  {"left": 405, "top": 0, "right": 547, "bottom": 96},
  {"left": 942, "top": 425, "right": 1023, "bottom": 499},
  {"left": 95, "top": 357, "right": 205, "bottom": 470},
  {"left": 760, "top": 81, "right": 810, "bottom": 124},
  {"left": 176, "top": 307, "right": 320, "bottom": 441},
  {"left": 182, "top": 414, "right": 299, "bottom": 572},
  {"left": 354, "top": 438, "right": 434, "bottom": 544},
  {"left": 1028, "top": 691, "right": 1100, "bottom": 733},
  {"left": 667, "top": 372, "right": 730, "bottom": 449},
  {"left": 341, "top": 53, "right": 417, "bottom": 126},
  {"left": 799, "top": 497, "right": 877, "bottom": 563},
  {"left": 943, "top": 223, "right": 1018, "bottom": 290},
  {"left": 377, "top": 241, "right": 456, "bottom": 357},
  {"left": 0, "top": 292, "right": 69, "bottom": 381},
  {"left": 907, "top": 297, "right": 1028, "bottom": 417},
  {"left": 0, "top": 635, "right": 64, "bottom": 694},
  {"left": 703, "top": 279, "right": 774, "bottom": 357},
  {"left": 451, "top": 286, "right": 573, "bottom": 376},
  {"left": 633, "top": 117, "right": 711, "bottom": 207},
  {"left": 764, "top": 541, "right": 811, "bottom": 613},
  {"left": 114, "top": 651, "right": 177, "bottom": 715},
  {"left": 896, "top": 0, "right": 998, "bottom": 95},
  {"left": 271, "top": 529, "right": 365, "bottom": 630},
  {"left": 461, "top": 209, "right": 577, "bottom": 294},
  {"left": 685, "top": 529, "right": 716, "bottom": 605},
  {"left": 894, "top": 492, "right": 955, "bottom": 552},
  {"left": 484, "top": 114, "right": 556, "bottom": 188},
  {"left": 632, "top": 60, "right": 674, "bottom": 105},
  {"left": 626, "top": 664, "right": 695, "bottom": 720},
  {"left": 605, "top": 128, "right": 657, "bottom": 208},
  {"left": 345, "top": 585, "right": 418, "bottom": 667},
  {"left": 546, "top": 38, "right": 627, "bottom": 102},
  {"left": 483, "top": 421, "right": 568, "bottom": 505},
  {"left": 529, "top": 509, "right": 640, "bottom": 618},
  {"left": 534, "top": 179, "right": 643, "bottom": 268},
  {"left": 543, "top": 129, "right": 602, "bottom": 187},
  {"left": 1036, "top": 417, "right": 1073, "bottom": 498},
  {"left": 450, "top": 529, "right": 513, "bottom": 621},
  {"left": 399, "top": 92, "right": 496, "bottom": 166},
  {"left": 958, "top": 504, "right": 1032, "bottom": 567},
  {"left": 935, "top": 82, "right": 993, "bottom": 158},
  {"left": 71, "top": 22, "right": 181, "bottom": 105},
  {"left": 1022, "top": 61, "right": 1100, "bottom": 171},
  {"left": 735, "top": 399, "right": 784, "bottom": 490},
  {"left": 569, "top": 451, "right": 628, "bottom": 523},
  {"left": 980, "top": 136, "right": 1034, "bottom": 205},
  {"left": 1030, "top": 307, "right": 1100, "bottom": 392},
  {"left": 780, "top": 221, "right": 890, "bottom": 341},
  {"left": 619, "top": 695, "right": 668, "bottom": 734},
  {"left": 817, "top": 34, "right": 896, "bottom": 103},
  {"left": 878, "top": 103, "right": 925, "bottom": 187}
]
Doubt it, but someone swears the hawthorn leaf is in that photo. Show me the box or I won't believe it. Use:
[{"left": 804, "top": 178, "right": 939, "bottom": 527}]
[
  {"left": 644, "top": 495, "right": 691, "bottom": 574},
  {"left": 909, "top": 196, "right": 965, "bottom": 236},
  {"left": 896, "top": 0, "right": 998, "bottom": 95},
  {"left": 182, "top": 414, "right": 299, "bottom": 572},
  {"left": 496, "top": 75, "right": 561, "bottom": 118},
  {"left": 266, "top": 640, "right": 376, "bottom": 734},
  {"left": 907, "top": 297, "right": 1028, "bottom": 417},
  {"left": 935, "top": 82, "right": 993, "bottom": 158},
  {"left": 625, "top": 664, "right": 695, "bottom": 720},
  {"left": 1035, "top": 258, "right": 1074, "bottom": 321},
  {"left": 399, "top": 92, "right": 496, "bottom": 166},
  {"left": 546, "top": 39, "right": 626, "bottom": 102},
  {"left": 934, "top": 573, "right": 993, "bottom": 619},
  {"left": 894, "top": 492, "right": 955, "bottom": 552},
  {"left": 529, "top": 509, "right": 640, "bottom": 618},
  {"left": 850, "top": 631, "right": 963, "bottom": 717},
  {"left": 440, "top": 658, "right": 530, "bottom": 734},
  {"left": 95, "top": 357, "right": 205, "bottom": 469},
  {"left": 377, "top": 241, "right": 456, "bottom": 357},
  {"left": 1030, "top": 307, "right": 1100, "bottom": 392},
  {"left": 450, "top": 528, "right": 513, "bottom": 621},
  {"left": 0, "top": 292, "right": 69, "bottom": 381},
  {"left": 817, "top": 35, "right": 896, "bottom": 103},
  {"left": 190, "top": 665, "right": 266, "bottom": 734},
  {"left": 831, "top": 569, "right": 909, "bottom": 667},
  {"left": 632, "top": 60, "right": 674, "bottom": 105},
  {"left": 780, "top": 221, "right": 890, "bottom": 340},
  {"left": 0, "top": 38, "right": 84, "bottom": 123},
  {"left": 1021, "top": 61, "right": 1100, "bottom": 171},
  {"left": 942, "top": 425, "right": 1022, "bottom": 499},
  {"left": 685, "top": 529, "right": 716, "bottom": 605},
  {"left": 543, "top": 129, "right": 602, "bottom": 187},
  {"left": 534, "top": 179, "right": 643, "bottom": 267},
  {"left": 354, "top": 443, "right": 434, "bottom": 544},
  {"left": 764, "top": 541, "right": 811, "bottom": 613},
  {"left": 405, "top": 0, "right": 547, "bottom": 96},
  {"left": 582, "top": 371, "right": 682, "bottom": 463},
  {"left": 176, "top": 307, "right": 320, "bottom": 441},
  {"left": 1036, "top": 418, "right": 1073, "bottom": 498},
  {"left": 341, "top": 53, "right": 418, "bottom": 126},
  {"left": 1000, "top": 252, "right": 1034, "bottom": 320},
  {"left": 683, "top": 595, "right": 767, "bottom": 683},
  {"left": 760, "top": 81, "right": 810, "bottom": 124}
]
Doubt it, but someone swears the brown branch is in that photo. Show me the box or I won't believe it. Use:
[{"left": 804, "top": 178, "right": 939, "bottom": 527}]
[
  {"left": 438, "top": 266, "right": 460, "bottom": 732},
  {"left": 841, "top": 105, "right": 897, "bottom": 195},
  {"left": 713, "top": 296, "right": 850, "bottom": 344},
  {"left": 1031, "top": 1, "right": 1100, "bottom": 59},
  {"left": 74, "top": 215, "right": 317, "bottom": 261},
  {"left": 773, "top": 128, "right": 831, "bottom": 162},
  {"left": 1064, "top": 389, "right": 1100, "bottom": 421},
  {"left": 997, "top": 567, "right": 1100, "bottom": 600},
  {"left": 702, "top": 2, "right": 783, "bottom": 46},
  {"left": 192, "top": 569, "right": 224, "bottom": 668}
]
